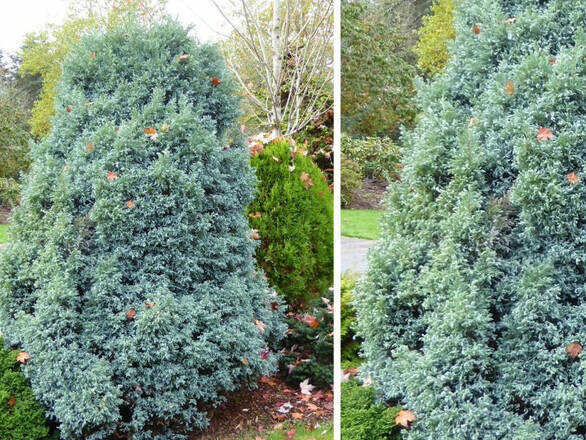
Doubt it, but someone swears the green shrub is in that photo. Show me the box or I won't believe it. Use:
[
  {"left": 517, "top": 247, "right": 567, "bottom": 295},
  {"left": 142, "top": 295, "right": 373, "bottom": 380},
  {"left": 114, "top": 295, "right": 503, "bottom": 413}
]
[
  {"left": 341, "top": 0, "right": 418, "bottom": 138},
  {"left": 341, "top": 275, "right": 360, "bottom": 367},
  {"left": 355, "top": 0, "right": 586, "bottom": 438},
  {"left": 0, "top": 18, "right": 285, "bottom": 440},
  {"left": 0, "top": 87, "right": 31, "bottom": 207},
  {"left": 0, "top": 338, "right": 55, "bottom": 440},
  {"left": 0, "top": 177, "right": 21, "bottom": 207},
  {"left": 414, "top": 0, "right": 456, "bottom": 77},
  {"left": 279, "top": 288, "right": 333, "bottom": 389},
  {"left": 341, "top": 156, "right": 362, "bottom": 208},
  {"left": 249, "top": 140, "right": 333, "bottom": 304},
  {"left": 341, "top": 135, "right": 400, "bottom": 181},
  {"left": 341, "top": 380, "right": 401, "bottom": 440}
]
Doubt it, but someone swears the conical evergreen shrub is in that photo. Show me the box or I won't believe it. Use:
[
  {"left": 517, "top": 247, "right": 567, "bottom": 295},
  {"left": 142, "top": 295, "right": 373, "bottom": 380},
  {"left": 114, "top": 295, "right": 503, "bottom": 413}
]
[
  {"left": 0, "top": 18, "right": 285, "bottom": 440},
  {"left": 354, "top": 1, "right": 586, "bottom": 438},
  {"left": 248, "top": 140, "right": 333, "bottom": 304}
]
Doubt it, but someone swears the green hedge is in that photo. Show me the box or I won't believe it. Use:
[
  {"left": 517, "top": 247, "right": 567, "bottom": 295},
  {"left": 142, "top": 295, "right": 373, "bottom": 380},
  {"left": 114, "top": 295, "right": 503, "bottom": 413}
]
[
  {"left": 249, "top": 140, "right": 333, "bottom": 304},
  {"left": 0, "top": 339, "right": 55, "bottom": 440}
]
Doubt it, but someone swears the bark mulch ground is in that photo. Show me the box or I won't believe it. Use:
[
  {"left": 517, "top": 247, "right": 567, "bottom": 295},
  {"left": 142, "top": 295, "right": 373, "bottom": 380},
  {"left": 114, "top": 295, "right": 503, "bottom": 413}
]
[
  {"left": 348, "top": 178, "right": 387, "bottom": 210},
  {"left": 0, "top": 206, "right": 11, "bottom": 224},
  {"left": 191, "top": 376, "right": 333, "bottom": 440}
]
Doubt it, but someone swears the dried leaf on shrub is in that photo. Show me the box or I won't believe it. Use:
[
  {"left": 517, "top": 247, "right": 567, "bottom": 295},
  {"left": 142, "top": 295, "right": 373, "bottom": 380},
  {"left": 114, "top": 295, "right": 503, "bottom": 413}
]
[
  {"left": 567, "top": 172, "right": 580, "bottom": 185},
  {"left": 566, "top": 342, "right": 583, "bottom": 359},
  {"left": 537, "top": 127, "right": 554, "bottom": 141},
  {"left": 395, "top": 409, "right": 416, "bottom": 428},
  {"left": 300, "top": 172, "right": 314, "bottom": 189},
  {"left": 16, "top": 351, "right": 30, "bottom": 364}
]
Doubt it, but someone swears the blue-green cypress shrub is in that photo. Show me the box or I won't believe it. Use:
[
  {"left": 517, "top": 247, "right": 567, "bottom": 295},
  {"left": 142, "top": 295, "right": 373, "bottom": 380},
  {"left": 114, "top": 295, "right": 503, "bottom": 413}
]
[
  {"left": 354, "top": 1, "right": 586, "bottom": 438},
  {"left": 0, "top": 18, "right": 285, "bottom": 440}
]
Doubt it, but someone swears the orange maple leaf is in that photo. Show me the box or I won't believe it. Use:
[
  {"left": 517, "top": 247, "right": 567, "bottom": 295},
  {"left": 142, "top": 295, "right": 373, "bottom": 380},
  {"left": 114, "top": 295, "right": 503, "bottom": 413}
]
[
  {"left": 16, "top": 352, "right": 30, "bottom": 364},
  {"left": 395, "top": 409, "right": 416, "bottom": 428},
  {"left": 567, "top": 342, "right": 583, "bottom": 359},
  {"left": 107, "top": 171, "right": 118, "bottom": 181},
  {"left": 211, "top": 77, "right": 221, "bottom": 87},
  {"left": 473, "top": 25, "right": 481, "bottom": 35},
  {"left": 505, "top": 81, "right": 515, "bottom": 95},
  {"left": 537, "top": 127, "right": 554, "bottom": 141},
  {"left": 567, "top": 172, "right": 580, "bottom": 185},
  {"left": 143, "top": 127, "right": 156, "bottom": 135},
  {"left": 126, "top": 309, "right": 136, "bottom": 320}
]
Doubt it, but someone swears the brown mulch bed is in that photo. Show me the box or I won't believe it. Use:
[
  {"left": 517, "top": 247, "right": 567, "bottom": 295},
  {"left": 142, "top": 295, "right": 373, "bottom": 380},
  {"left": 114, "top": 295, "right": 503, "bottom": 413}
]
[
  {"left": 190, "top": 376, "right": 333, "bottom": 440},
  {"left": 348, "top": 178, "right": 387, "bottom": 210},
  {"left": 0, "top": 206, "right": 11, "bottom": 224}
]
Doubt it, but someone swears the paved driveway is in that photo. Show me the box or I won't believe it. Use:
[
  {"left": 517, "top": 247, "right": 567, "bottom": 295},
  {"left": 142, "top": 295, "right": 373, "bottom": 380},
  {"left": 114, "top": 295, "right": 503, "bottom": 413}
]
[{"left": 341, "top": 237, "right": 377, "bottom": 274}]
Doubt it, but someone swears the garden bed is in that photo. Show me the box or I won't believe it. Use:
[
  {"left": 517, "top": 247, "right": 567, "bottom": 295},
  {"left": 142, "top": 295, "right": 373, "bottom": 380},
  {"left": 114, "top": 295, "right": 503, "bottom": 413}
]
[{"left": 191, "top": 376, "right": 333, "bottom": 439}]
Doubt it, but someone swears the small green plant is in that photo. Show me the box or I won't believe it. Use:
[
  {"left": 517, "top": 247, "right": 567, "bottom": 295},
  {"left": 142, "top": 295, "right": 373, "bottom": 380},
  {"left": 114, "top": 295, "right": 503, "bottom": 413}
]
[
  {"left": 0, "top": 177, "right": 21, "bottom": 207},
  {"left": 279, "top": 288, "right": 333, "bottom": 389},
  {"left": 341, "top": 156, "right": 362, "bottom": 208},
  {"left": 341, "top": 275, "right": 360, "bottom": 368},
  {"left": 0, "top": 338, "right": 56, "bottom": 440},
  {"left": 341, "top": 380, "right": 401, "bottom": 440},
  {"left": 249, "top": 140, "right": 333, "bottom": 304},
  {"left": 341, "top": 135, "right": 400, "bottom": 182}
]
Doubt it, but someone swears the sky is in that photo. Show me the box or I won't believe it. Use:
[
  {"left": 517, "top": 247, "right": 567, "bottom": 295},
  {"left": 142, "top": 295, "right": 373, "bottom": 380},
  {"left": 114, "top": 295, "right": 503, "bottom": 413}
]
[{"left": 0, "top": 0, "right": 232, "bottom": 56}]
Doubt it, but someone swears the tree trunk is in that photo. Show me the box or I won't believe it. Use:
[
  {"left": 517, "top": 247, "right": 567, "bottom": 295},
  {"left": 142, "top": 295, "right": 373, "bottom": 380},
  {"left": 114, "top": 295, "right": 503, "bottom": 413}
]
[{"left": 271, "top": 0, "right": 282, "bottom": 136}]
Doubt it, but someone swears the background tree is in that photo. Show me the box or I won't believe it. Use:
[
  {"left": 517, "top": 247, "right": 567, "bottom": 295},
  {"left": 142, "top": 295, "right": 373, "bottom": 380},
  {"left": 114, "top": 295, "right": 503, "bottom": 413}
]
[
  {"left": 0, "top": 53, "right": 39, "bottom": 207},
  {"left": 19, "top": 0, "right": 167, "bottom": 139},
  {"left": 215, "top": 0, "right": 333, "bottom": 136},
  {"left": 355, "top": 0, "right": 586, "bottom": 438},
  {"left": 0, "top": 17, "right": 284, "bottom": 439},
  {"left": 341, "top": 0, "right": 422, "bottom": 139},
  {"left": 414, "top": 0, "right": 456, "bottom": 77}
]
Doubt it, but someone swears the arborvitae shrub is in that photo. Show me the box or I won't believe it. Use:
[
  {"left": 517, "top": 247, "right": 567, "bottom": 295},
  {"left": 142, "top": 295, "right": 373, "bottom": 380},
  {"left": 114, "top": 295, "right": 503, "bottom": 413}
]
[
  {"left": 355, "top": 0, "right": 586, "bottom": 438},
  {"left": 0, "top": 338, "right": 55, "bottom": 440},
  {"left": 341, "top": 380, "right": 401, "bottom": 440},
  {"left": 249, "top": 140, "right": 333, "bottom": 304},
  {"left": 0, "top": 18, "right": 285, "bottom": 440}
]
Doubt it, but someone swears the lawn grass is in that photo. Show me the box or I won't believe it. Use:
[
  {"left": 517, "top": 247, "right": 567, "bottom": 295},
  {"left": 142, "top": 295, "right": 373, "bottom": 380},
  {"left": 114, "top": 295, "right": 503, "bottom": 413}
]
[
  {"left": 0, "top": 224, "right": 8, "bottom": 244},
  {"left": 239, "top": 422, "right": 332, "bottom": 440},
  {"left": 341, "top": 209, "right": 383, "bottom": 240}
]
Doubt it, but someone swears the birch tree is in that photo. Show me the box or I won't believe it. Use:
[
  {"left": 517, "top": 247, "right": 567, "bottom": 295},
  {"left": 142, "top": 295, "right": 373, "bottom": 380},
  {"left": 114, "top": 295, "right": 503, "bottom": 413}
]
[{"left": 214, "top": 0, "right": 333, "bottom": 136}]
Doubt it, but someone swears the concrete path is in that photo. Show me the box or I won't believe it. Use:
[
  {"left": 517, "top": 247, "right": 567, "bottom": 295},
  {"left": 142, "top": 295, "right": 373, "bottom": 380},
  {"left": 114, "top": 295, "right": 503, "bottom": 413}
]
[{"left": 341, "top": 237, "right": 377, "bottom": 274}]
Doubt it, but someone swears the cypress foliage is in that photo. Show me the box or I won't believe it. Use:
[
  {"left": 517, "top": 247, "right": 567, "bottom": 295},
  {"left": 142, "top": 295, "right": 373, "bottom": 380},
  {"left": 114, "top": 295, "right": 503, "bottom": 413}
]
[
  {"left": 0, "top": 18, "right": 285, "bottom": 440},
  {"left": 249, "top": 140, "right": 333, "bottom": 304},
  {"left": 0, "top": 339, "right": 55, "bottom": 440},
  {"left": 354, "top": 0, "right": 586, "bottom": 438}
]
